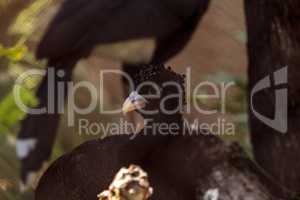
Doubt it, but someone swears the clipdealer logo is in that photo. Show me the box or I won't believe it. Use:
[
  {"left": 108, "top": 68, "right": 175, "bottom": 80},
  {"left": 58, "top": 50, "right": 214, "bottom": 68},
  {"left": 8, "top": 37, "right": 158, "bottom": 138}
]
[{"left": 250, "top": 66, "right": 288, "bottom": 133}]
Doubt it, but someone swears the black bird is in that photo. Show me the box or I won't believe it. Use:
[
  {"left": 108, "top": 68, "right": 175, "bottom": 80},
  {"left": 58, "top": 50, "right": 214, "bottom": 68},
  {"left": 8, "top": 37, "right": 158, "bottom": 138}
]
[
  {"left": 17, "top": 0, "right": 211, "bottom": 189},
  {"left": 35, "top": 65, "right": 188, "bottom": 200}
]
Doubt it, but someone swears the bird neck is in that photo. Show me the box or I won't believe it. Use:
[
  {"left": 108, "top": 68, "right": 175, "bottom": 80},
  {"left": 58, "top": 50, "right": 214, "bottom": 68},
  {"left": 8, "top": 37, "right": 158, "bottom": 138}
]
[{"left": 142, "top": 111, "right": 184, "bottom": 136}]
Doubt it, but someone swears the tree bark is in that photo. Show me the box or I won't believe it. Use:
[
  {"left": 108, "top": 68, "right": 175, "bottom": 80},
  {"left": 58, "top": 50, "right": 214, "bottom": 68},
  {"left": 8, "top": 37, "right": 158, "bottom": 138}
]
[
  {"left": 245, "top": 0, "right": 300, "bottom": 197},
  {"left": 153, "top": 134, "right": 288, "bottom": 199},
  {"left": 195, "top": 144, "right": 287, "bottom": 200}
]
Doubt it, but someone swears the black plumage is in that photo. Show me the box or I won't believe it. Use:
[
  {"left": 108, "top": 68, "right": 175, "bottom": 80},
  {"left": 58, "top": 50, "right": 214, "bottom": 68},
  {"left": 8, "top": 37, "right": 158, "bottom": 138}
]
[{"left": 17, "top": 0, "right": 211, "bottom": 188}]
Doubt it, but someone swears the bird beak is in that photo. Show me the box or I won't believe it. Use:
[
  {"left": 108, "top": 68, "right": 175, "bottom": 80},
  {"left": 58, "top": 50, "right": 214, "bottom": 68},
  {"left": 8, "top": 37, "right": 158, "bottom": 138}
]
[
  {"left": 122, "top": 98, "right": 137, "bottom": 114},
  {"left": 122, "top": 92, "right": 147, "bottom": 114}
]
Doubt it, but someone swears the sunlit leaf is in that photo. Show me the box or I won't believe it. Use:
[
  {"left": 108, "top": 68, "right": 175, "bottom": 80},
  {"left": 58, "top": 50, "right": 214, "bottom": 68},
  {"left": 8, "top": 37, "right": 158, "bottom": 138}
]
[
  {"left": 0, "top": 45, "right": 28, "bottom": 62},
  {"left": 0, "top": 87, "right": 37, "bottom": 135}
]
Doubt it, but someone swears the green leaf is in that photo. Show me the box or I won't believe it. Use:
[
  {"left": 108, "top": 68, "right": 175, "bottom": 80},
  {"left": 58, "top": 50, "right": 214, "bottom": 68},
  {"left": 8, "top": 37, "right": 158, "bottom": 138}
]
[
  {"left": 0, "top": 45, "right": 28, "bottom": 62},
  {"left": 0, "top": 87, "right": 37, "bottom": 135}
]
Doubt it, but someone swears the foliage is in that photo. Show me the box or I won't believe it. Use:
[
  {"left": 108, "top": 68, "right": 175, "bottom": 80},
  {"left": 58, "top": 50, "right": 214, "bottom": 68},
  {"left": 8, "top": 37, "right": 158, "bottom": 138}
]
[
  {"left": 0, "top": 38, "right": 38, "bottom": 135},
  {"left": 0, "top": 2, "right": 44, "bottom": 196},
  {"left": 0, "top": 87, "right": 37, "bottom": 135},
  {"left": 0, "top": 44, "right": 27, "bottom": 62},
  {"left": 9, "top": 0, "right": 51, "bottom": 38}
]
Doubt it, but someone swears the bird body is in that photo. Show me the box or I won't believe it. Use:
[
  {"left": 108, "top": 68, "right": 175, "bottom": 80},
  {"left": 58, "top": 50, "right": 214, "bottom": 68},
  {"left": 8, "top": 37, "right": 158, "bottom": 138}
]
[
  {"left": 36, "top": 130, "right": 224, "bottom": 200},
  {"left": 36, "top": 134, "right": 176, "bottom": 200}
]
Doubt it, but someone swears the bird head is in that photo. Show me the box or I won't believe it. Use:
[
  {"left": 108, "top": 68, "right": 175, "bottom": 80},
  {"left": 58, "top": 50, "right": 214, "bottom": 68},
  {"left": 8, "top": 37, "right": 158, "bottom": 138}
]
[
  {"left": 122, "top": 65, "right": 185, "bottom": 125},
  {"left": 122, "top": 91, "right": 148, "bottom": 115}
]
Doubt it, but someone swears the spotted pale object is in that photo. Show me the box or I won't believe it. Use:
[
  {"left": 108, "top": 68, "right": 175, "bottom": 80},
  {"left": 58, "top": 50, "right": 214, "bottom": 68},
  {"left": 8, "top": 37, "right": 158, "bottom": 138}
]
[{"left": 98, "top": 165, "right": 153, "bottom": 200}]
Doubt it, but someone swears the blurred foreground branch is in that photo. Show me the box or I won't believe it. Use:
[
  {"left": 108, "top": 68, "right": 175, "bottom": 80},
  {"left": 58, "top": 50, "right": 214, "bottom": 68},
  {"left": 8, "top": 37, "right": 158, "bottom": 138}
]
[{"left": 98, "top": 165, "right": 153, "bottom": 200}]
